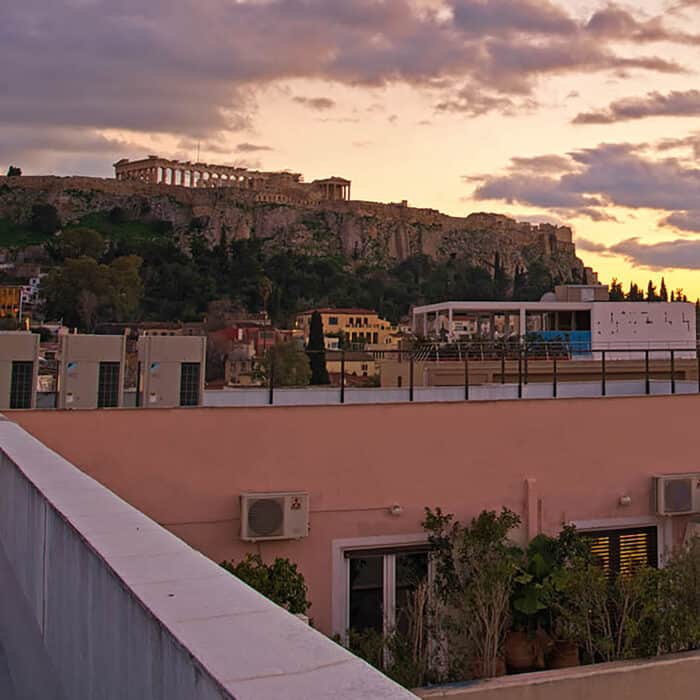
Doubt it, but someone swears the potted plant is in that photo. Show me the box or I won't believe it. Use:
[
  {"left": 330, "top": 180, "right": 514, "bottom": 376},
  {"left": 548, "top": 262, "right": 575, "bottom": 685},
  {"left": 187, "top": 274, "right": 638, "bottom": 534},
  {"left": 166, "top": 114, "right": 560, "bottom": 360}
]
[
  {"left": 423, "top": 507, "right": 522, "bottom": 679},
  {"left": 510, "top": 526, "right": 591, "bottom": 671}
]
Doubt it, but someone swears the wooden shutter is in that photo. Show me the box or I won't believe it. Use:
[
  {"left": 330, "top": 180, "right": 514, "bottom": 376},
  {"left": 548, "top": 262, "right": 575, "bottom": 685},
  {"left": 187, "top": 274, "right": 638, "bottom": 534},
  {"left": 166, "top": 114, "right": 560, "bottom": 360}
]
[{"left": 583, "top": 526, "right": 657, "bottom": 576}]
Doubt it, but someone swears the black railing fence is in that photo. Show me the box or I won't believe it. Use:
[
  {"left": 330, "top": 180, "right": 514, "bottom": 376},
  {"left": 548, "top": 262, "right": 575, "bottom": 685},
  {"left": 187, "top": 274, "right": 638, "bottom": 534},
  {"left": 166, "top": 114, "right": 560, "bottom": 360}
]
[{"left": 262, "top": 341, "right": 700, "bottom": 405}]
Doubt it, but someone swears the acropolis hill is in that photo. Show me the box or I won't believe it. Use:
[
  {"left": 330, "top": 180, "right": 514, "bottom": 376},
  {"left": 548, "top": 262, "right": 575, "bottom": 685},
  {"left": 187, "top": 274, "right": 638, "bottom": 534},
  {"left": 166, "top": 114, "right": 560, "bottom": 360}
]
[{"left": 0, "top": 158, "right": 594, "bottom": 283}]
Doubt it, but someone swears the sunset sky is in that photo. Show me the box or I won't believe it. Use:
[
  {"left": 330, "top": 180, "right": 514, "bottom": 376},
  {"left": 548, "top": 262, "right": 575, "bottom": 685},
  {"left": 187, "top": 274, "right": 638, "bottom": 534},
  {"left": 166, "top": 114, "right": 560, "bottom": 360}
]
[{"left": 3, "top": 0, "right": 700, "bottom": 297}]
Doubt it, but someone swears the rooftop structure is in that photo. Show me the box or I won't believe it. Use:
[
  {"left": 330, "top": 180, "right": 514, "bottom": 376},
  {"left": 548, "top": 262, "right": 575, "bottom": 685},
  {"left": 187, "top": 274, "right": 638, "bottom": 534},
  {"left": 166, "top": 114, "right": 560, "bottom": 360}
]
[
  {"left": 0, "top": 417, "right": 414, "bottom": 700},
  {"left": 413, "top": 287, "right": 696, "bottom": 359},
  {"left": 5, "top": 395, "right": 700, "bottom": 698}
]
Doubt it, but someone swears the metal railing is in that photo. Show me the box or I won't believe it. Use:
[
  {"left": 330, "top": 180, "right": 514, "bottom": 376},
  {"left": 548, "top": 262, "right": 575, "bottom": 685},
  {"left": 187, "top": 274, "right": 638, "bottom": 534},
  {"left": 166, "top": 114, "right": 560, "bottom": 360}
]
[{"left": 261, "top": 342, "right": 700, "bottom": 406}]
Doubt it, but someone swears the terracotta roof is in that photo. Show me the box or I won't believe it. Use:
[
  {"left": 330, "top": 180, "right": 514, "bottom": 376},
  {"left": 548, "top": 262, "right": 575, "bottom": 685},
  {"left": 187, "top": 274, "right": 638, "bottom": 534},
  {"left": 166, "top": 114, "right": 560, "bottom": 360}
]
[{"left": 297, "top": 308, "right": 377, "bottom": 316}]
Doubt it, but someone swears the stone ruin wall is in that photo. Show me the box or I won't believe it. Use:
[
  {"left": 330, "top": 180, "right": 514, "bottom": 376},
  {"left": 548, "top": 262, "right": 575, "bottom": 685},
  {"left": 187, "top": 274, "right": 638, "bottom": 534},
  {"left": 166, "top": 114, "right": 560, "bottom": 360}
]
[{"left": 0, "top": 175, "right": 587, "bottom": 282}]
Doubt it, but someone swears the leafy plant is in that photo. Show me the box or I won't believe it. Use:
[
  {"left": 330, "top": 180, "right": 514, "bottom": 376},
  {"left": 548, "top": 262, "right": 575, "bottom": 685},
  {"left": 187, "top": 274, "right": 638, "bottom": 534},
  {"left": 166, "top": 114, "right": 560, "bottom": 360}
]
[
  {"left": 220, "top": 553, "right": 310, "bottom": 615},
  {"left": 511, "top": 526, "right": 590, "bottom": 635},
  {"left": 423, "top": 507, "right": 522, "bottom": 679},
  {"left": 347, "top": 581, "right": 446, "bottom": 689}
]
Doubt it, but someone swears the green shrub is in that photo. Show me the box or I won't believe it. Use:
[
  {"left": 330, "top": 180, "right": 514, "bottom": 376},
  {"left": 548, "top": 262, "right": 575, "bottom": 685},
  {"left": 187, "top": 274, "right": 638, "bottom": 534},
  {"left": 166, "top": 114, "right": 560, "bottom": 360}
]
[{"left": 220, "top": 554, "right": 310, "bottom": 615}]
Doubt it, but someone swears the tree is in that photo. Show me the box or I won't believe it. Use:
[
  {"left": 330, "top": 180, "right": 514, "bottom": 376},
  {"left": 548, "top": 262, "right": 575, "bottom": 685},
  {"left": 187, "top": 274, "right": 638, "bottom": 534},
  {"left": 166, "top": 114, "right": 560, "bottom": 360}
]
[
  {"left": 78, "top": 289, "right": 99, "bottom": 331},
  {"left": 107, "top": 255, "right": 144, "bottom": 321},
  {"left": 609, "top": 278, "right": 625, "bottom": 301},
  {"left": 646, "top": 281, "right": 658, "bottom": 302},
  {"left": 512, "top": 266, "right": 528, "bottom": 301},
  {"left": 307, "top": 310, "right": 330, "bottom": 385},
  {"left": 6, "top": 165, "right": 21, "bottom": 177},
  {"left": 42, "top": 255, "right": 143, "bottom": 329},
  {"left": 262, "top": 341, "right": 311, "bottom": 387},
  {"left": 659, "top": 277, "right": 668, "bottom": 302},
  {"left": 50, "top": 227, "right": 106, "bottom": 260},
  {"left": 30, "top": 203, "right": 61, "bottom": 235},
  {"left": 493, "top": 252, "right": 510, "bottom": 300}
]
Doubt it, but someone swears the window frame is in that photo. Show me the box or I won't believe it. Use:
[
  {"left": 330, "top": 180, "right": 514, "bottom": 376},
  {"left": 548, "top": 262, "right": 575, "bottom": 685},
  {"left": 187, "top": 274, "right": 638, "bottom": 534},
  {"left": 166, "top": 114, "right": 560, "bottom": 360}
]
[
  {"left": 332, "top": 533, "right": 429, "bottom": 641},
  {"left": 10, "top": 360, "right": 34, "bottom": 409},
  {"left": 572, "top": 516, "right": 665, "bottom": 569},
  {"left": 97, "top": 361, "right": 121, "bottom": 409},
  {"left": 179, "top": 362, "right": 201, "bottom": 407}
]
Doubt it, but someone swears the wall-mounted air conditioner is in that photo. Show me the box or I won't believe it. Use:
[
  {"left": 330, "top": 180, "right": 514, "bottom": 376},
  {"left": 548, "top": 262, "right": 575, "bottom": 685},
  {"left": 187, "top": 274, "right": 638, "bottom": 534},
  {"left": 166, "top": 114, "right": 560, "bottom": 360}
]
[
  {"left": 240, "top": 492, "right": 309, "bottom": 541},
  {"left": 655, "top": 474, "right": 700, "bottom": 516}
]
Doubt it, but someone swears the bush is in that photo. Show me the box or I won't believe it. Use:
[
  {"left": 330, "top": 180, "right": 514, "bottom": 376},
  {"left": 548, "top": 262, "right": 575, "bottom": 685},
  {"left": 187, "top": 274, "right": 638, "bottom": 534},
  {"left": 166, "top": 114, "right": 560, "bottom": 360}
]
[
  {"left": 30, "top": 203, "right": 61, "bottom": 235},
  {"left": 220, "top": 554, "right": 310, "bottom": 615},
  {"left": 423, "top": 507, "right": 522, "bottom": 679}
]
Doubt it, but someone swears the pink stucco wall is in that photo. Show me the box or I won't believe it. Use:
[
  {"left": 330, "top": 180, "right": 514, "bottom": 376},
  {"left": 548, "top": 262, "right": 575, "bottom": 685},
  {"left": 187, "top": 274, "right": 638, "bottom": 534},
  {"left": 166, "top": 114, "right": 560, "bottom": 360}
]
[{"left": 10, "top": 395, "right": 698, "bottom": 634}]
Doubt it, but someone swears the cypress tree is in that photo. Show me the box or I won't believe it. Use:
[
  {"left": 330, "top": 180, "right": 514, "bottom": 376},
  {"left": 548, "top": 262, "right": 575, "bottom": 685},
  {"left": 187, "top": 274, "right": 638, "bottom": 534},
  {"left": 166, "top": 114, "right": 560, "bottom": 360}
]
[
  {"left": 660, "top": 277, "right": 668, "bottom": 302},
  {"left": 307, "top": 311, "right": 330, "bottom": 385},
  {"left": 647, "top": 280, "right": 657, "bottom": 302}
]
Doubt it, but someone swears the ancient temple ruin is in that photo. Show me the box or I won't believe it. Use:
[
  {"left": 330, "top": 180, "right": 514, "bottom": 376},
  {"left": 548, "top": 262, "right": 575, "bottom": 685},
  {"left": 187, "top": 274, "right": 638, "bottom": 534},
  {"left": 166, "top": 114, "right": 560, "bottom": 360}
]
[{"left": 113, "top": 156, "right": 351, "bottom": 203}]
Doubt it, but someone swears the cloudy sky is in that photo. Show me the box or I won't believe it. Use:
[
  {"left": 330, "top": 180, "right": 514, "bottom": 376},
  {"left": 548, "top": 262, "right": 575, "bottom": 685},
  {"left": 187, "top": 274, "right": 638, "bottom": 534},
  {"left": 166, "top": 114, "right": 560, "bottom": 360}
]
[{"left": 3, "top": 0, "right": 700, "bottom": 296}]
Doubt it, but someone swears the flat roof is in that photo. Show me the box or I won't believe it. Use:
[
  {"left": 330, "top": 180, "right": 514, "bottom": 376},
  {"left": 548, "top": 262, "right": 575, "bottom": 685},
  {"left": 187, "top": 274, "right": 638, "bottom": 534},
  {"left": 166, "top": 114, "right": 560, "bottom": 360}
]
[{"left": 413, "top": 301, "right": 594, "bottom": 313}]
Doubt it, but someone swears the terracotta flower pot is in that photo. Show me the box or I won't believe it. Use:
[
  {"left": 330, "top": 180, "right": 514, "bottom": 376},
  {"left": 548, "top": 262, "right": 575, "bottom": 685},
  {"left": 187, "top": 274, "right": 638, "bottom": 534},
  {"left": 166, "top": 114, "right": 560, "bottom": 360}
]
[
  {"left": 547, "top": 640, "right": 580, "bottom": 669},
  {"left": 504, "top": 630, "right": 537, "bottom": 673},
  {"left": 470, "top": 656, "right": 507, "bottom": 679}
]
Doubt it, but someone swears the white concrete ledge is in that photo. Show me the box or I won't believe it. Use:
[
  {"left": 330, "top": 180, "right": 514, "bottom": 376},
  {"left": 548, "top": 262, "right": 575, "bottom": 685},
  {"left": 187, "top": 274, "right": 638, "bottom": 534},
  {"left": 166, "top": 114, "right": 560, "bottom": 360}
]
[
  {"left": 0, "top": 419, "right": 416, "bottom": 700},
  {"left": 417, "top": 651, "right": 700, "bottom": 700}
]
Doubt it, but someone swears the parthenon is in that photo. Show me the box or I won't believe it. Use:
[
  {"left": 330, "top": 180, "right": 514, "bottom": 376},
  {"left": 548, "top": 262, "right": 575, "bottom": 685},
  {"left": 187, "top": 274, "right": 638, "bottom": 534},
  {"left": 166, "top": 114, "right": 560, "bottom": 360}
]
[{"left": 113, "top": 156, "right": 351, "bottom": 202}]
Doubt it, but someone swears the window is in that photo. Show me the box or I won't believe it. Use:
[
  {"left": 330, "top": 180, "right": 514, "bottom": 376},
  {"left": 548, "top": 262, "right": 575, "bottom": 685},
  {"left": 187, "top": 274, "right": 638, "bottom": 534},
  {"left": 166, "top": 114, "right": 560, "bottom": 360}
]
[
  {"left": 329, "top": 316, "right": 338, "bottom": 326},
  {"left": 180, "top": 362, "right": 201, "bottom": 406},
  {"left": 10, "top": 361, "right": 33, "bottom": 409},
  {"left": 97, "top": 362, "right": 120, "bottom": 408},
  {"left": 347, "top": 547, "right": 429, "bottom": 636},
  {"left": 582, "top": 526, "right": 658, "bottom": 576},
  {"left": 373, "top": 333, "right": 378, "bottom": 344}
]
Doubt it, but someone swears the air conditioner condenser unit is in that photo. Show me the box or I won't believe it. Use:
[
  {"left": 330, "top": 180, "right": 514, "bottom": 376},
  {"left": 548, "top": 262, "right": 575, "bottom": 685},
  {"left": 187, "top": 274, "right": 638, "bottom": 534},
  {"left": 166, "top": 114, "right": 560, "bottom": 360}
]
[
  {"left": 240, "top": 491, "right": 309, "bottom": 541},
  {"left": 655, "top": 474, "right": 700, "bottom": 516}
]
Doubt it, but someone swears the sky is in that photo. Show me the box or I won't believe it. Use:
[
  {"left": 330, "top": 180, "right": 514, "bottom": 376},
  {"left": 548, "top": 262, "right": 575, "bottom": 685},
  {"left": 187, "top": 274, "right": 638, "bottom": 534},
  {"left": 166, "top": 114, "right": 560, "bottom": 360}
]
[{"left": 2, "top": 0, "right": 700, "bottom": 298}]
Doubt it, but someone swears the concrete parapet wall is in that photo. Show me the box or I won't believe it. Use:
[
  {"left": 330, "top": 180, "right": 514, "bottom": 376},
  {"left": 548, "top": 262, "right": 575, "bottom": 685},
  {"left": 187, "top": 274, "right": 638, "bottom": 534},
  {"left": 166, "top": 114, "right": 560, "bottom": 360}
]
[
  {"left": 416, "top": 651, "right": 700, "bottom": 700},
  {"left": 0, "top": 418, "right": 415, "bottom": 700}
]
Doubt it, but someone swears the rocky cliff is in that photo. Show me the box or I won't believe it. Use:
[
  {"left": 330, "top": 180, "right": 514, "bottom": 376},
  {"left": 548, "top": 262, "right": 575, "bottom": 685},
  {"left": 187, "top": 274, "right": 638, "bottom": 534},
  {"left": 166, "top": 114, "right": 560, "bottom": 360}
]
[{"left": 0, "top": 176, "right": 592, "bottom": 283}]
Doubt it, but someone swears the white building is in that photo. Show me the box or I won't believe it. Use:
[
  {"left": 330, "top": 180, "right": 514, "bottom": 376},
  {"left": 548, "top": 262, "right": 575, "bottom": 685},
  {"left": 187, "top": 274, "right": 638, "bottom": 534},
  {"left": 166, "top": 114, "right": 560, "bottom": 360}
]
[{"left": 412, "top": 286, "right": 697, "bottom": 359}]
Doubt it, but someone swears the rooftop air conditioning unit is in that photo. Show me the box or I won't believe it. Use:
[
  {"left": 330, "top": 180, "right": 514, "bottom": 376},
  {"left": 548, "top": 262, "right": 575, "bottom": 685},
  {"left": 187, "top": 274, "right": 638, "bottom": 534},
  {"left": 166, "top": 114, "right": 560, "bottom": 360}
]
[
  {"left": 240, "top": 492, "right": 309, "bottom": 541},
  {"left": 655, "top": 474, "right": 700, "bottom": 516}
]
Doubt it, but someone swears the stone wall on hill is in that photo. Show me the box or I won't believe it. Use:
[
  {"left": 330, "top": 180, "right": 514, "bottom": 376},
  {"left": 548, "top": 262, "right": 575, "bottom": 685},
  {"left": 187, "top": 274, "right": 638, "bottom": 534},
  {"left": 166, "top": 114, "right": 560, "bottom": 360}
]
[{"left": 0, "top": 175, "right": 593, "bottom": 283}]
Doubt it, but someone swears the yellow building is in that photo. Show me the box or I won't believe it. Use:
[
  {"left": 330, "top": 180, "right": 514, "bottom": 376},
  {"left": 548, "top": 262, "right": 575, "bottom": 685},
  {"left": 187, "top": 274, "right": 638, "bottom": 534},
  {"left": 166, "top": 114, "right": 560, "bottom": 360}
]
[
  {"left": 0, "top": 286, "right": 21, "bottom": 318},
  {"left": 326, "top": 351, "right": 377, "bottom": 379},
  {"left": 295, "top": 308, "right": 397, "bottom": 347}
]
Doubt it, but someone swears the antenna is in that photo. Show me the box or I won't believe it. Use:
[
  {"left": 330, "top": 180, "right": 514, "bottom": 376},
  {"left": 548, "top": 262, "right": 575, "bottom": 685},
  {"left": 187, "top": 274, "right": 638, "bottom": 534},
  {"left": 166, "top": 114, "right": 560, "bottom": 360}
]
[{"left": 196, "top": 142, "right": 201, "bottom": 163}]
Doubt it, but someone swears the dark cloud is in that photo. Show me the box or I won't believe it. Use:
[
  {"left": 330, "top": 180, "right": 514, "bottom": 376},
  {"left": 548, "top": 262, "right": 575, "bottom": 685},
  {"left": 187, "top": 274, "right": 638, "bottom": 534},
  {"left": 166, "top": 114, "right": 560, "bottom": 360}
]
[
  {"left": 662, "top": 211, "right": 700, "bottom": 233},
  {"left": 471, "top": 141, "right": 700, "bottom": 229},
  {"left": 575, "top": 237, "right": 613, "bottom": 253},
  {"left": 655, "top": 132, "right": 700, "bottom": 159},
  {"left": 235, "top": 143, "right": 273, "bottom": 153},
  {"left": 576, "top": 234, "right": 700, "bottom": 270},
  {"left": 574, "top": 90, "right": 700, "bottom": 124},
  {"left": 293, "top": 96, "right": 336, "bottom": 111},
  {"left": 609, "top": 238, "right": 700, "bottom": 270},
  {"left": 585, "top": 5, "right": 700, "bottom": 43},
  {"left": 0, "top": 1, "right": 690, "bottom": 139}
]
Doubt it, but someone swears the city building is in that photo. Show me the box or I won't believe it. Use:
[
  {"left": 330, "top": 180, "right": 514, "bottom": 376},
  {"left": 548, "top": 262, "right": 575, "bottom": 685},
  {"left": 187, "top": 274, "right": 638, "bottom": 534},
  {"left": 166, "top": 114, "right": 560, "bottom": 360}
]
[
  {"left": 0, "top": 285, "right": 21, "bottom": 318},
  {"left": 326, "top": 350, "right": 377, "bottom": 380},
  {"left": 0, "top": 418, "right": 410, "bottom": 700},
  {"left": 295, "top": 308, "right": 397, "bottom": 347},
  {"left": 57, "top": 334, "right": 127, "bottom": 409},
  {"left": 0, "top": 331, "right": 39, "bottom": 409},
  {"left": 138, "top": 335, "right": 207, "bottom": 407},
  {"left": 8, "top": 395, "right": 700, "bottom": 667},
  {"left": 413, "top": 287, "right": 696, "bottom": 359}
]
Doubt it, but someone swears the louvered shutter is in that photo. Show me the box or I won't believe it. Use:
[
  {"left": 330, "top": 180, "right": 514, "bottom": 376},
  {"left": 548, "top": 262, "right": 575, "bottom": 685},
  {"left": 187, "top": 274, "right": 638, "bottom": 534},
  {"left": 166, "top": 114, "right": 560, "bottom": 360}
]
[{"left": 583, "top": 526, "right": 658, "bottom": 576}]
